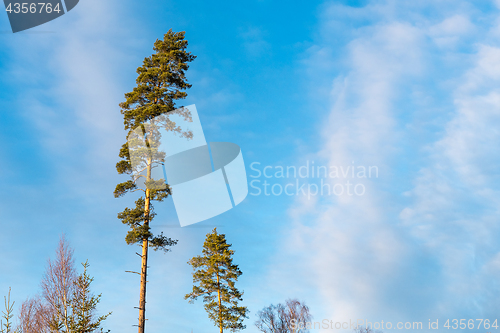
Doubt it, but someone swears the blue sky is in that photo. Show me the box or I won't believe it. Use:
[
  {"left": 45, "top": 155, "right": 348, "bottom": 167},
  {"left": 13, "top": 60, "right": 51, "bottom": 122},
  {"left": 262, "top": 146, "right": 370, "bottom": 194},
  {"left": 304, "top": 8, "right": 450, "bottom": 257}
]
[{"left": 2, "top": 0, "right": 500, "bottom": 332}]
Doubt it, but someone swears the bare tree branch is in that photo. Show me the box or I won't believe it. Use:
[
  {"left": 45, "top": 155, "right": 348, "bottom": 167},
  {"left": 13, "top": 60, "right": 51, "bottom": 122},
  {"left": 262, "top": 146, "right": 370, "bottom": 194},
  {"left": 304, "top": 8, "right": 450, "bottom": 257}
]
[
  {"left": 255, "top": 299, "right": 312, "bottom": 333},
  {"left": 40, "top": 235, "right": 76, "bottom": 333}
]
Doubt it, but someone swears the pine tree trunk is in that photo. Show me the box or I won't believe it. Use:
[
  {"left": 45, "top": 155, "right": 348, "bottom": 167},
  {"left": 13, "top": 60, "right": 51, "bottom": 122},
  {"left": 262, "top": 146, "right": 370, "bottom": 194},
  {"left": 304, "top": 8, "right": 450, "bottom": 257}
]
[
  {"left": 138, "top": 159, "right": 152, "bottom": 333},
  {"left": 217, "top": 272, "right": 223, "bottom": 333},
  {"left": 138, "top": 233, "right": 149, "bottom": 333}
]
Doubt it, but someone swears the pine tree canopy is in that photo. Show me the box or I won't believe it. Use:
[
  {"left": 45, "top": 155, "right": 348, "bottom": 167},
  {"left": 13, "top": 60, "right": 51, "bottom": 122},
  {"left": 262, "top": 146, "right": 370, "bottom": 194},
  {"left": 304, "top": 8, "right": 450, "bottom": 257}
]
[
  {"left": 115, "top": 29, "right": 196, "bottom": 252},
  {"left": 68, "top": 261, "right": 112, "bottom": 333},
  {"left": 119, "top": 29, "right": 196, "bottom": 131},
  {"left": 185, "top": 228, "right": 248, "bottom": 332}
]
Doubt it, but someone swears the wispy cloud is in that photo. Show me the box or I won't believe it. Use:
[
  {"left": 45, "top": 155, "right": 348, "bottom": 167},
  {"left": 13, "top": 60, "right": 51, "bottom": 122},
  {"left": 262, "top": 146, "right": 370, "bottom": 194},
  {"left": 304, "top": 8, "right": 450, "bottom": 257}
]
[
  {"left": 401, "top": 41, "right": 500, "bottom": 321},
  {"left": 240, "top": 26, "right": 271, "bottom": 58},
  {"left": 269, "top": 0, "right": 500, "bottom": 328}
]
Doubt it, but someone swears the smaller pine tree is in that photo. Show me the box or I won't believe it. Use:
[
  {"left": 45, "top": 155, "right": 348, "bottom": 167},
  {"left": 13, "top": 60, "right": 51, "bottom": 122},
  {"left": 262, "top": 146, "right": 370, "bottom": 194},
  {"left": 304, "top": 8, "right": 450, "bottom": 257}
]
[
  {"left": 185, "top": 228, "right": 248, "bottom": 333},
  {"left": 68, "top": 261, "right": 111, "bottom": 333},
  {"left": 0, "top": 288, "right": 17, "bottom": 333}
]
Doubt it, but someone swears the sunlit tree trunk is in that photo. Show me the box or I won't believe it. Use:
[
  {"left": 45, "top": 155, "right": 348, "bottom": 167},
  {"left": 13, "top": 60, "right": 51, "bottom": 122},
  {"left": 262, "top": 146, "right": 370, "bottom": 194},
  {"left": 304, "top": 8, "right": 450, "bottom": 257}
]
[{"left": 138, "top": 158, "right": 151, "bottom": 333}]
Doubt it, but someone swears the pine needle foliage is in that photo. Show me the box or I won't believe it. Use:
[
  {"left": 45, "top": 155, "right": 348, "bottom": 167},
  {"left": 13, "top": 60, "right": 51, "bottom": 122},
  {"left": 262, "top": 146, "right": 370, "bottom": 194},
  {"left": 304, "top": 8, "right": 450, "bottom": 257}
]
[
  {"left": 68, "top": 261, "right": 111, "bottom": 333},
  {"left": 0, "top": 288, "right": 17, "bottom": 333},
  {"left": 115, "top": 29, "right": 196, "bottom": 250},
  {"left": 185, "top": 228, "right": 248, "bottom": 333},
  {"left": 115, "top": 29, "right": 196, "bottom": 333}
]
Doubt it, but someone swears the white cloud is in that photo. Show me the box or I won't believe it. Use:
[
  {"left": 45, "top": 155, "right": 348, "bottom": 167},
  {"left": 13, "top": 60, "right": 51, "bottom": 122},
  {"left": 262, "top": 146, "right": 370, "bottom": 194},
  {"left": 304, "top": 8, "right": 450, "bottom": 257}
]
[
  {"left": 401, "top": 12, "right": 500, "bottom": 328},
  {"left": 430, "top": 15, "right": 474, "bottom": 36},
  {"left": 429, "top": 15, "right": 475, "bottom": 48},
  {"left": 268, "top": 16, "right": 428, "bottom": 326},
  {"left": 270, "top": 0, "right": 500, "bottom": 329}
]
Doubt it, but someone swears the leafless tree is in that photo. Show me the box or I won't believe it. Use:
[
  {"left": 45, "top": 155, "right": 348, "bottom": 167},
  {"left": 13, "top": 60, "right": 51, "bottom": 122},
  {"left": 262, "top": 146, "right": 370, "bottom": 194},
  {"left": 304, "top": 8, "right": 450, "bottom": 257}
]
[
  {"left": 17, "top": 296, "right": 52, "bottom": 333},
  {"left": 8, "top": 236, "right": 110, "bottom": 333},
  {"left": 40, "top": 235, "right": 77, "bottom": 332},
  {"left": 255, "top": 299, "right": 312, "bottom": 333},
  {"left": 354, "top": 326, "right": 383, "bottom": 333}
]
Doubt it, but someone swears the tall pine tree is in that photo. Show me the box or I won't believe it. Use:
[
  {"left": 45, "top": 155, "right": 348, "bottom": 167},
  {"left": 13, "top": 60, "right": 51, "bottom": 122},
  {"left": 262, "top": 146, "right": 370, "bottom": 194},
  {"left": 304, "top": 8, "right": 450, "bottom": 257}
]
[
  {"left": 115, "top": 29, "right": 196, "bottom": 333},
  {"left": 185, "top": 228, "right": 248, "bottom": 333}
]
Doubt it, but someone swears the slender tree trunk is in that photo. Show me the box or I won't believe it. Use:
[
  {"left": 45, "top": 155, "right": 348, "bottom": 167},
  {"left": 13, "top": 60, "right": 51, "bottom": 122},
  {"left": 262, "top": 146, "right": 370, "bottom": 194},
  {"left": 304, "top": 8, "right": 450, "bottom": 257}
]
[
  {"left": 217, "top": 272, "right": 222, "bottom": 333},
  {"left": 63, "top": 293, "right": 69, "bottom": 333},
  {"left": 138, "top": 158, "right": 152, "bottom": 333},
  {"left": 138, "top": 233, "right": 149, "bottom": 333}
]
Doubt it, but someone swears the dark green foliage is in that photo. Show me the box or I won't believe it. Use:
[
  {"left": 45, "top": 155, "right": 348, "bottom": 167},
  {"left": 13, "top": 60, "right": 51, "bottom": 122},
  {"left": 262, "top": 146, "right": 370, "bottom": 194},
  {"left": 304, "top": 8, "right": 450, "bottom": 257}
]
[
  {"left": 115, "top": 30, "right": 195, "bottom": 332},
  {"left": 149, "top": 232, "right": 178, "bottom": 252},
  {"left": 185, "top": 228, "right": 248, "bottom": 332},
  {"left": 119, "top": 30, "right": 196, "bottom": 130},
  {"left": 113, "top": 181, "right": 137, "bottom": 198},
  {"left": 68, "top": 261, "right": 111, "bottom": 333},
  {"left": 115, "top": 29, "right": 196, "bottom": 252}
]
